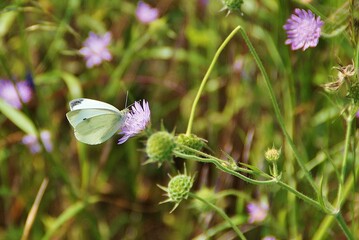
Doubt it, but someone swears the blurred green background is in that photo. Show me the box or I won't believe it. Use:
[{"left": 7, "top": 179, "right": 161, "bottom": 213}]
[{"left": 0, "top": 0, "right": 357, "bottom": 239}]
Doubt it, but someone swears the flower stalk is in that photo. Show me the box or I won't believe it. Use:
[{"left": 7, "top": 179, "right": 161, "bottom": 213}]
[
  {"left": 186, "top": 26, "right": 241, "bottom": 135},
  {"left": 188, "top": 192, "right": 246, "bottom": 240}
]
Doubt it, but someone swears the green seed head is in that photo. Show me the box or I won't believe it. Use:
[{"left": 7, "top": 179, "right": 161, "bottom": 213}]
[
  {"left": 175, "top": 133, "right": 206, "bottom": 154},
  {"left": 146, "top": 131, "right": 175, "bottom": 165},
  {"left": 158, "top": 168, "right": 195, "bottom": 213},
  {"left": 167, "top": 174, "right": 193, "bottom": 203}
]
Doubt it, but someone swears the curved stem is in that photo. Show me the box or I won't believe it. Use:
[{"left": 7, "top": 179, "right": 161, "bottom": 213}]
[
  {"left": 188, "top": 192, "right": 246, "bottom": 240},
  {"left": 186, "top": 26, "right": 241, "bottom": 135},
  {"left": 238, "top": 27, "right": 318, "bottom": 193},
  {"left": 174, "top": 150, "right": 277, "bottom": 185}
]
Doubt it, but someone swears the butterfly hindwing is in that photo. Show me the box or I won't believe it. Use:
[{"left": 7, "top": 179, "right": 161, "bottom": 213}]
[
  {"left": 73, "top": 110, "right": 128, "bottom": 145},
  {"left": 66, "top": 109, "right": 118, "bottom": 128}
]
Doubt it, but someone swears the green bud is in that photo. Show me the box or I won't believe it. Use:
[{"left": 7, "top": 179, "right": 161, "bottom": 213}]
[
  {"left": 264, "top": 147, "right": 281, "bottom": 163},
  {"left": 175, "top": 133, "right": 206, "bottom": 155},
  {"left": 222, "top": 0, "right": 243, "bottom": 13},
  {"left": 146, "top": 131, "right": 175, "bottom": 165}
]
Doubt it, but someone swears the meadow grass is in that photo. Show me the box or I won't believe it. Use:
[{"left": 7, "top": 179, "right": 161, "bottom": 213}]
[{"left": 0, "top": 0, "right": 358, "bottom": 239}]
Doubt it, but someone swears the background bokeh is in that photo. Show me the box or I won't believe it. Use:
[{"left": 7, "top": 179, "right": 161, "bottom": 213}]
[{"left": 0, "top": 0, "right": 357, "bottom": 239}]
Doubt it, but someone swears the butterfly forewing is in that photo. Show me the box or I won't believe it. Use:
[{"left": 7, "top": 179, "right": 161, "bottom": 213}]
[{"left": 69, "top": 98, "right": 121, "bottom": 112}]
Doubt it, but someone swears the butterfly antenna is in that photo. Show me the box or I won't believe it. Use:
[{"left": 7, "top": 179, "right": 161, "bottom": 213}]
[{"left": 125, "top": 91, "right": 129, "bottom": 108}]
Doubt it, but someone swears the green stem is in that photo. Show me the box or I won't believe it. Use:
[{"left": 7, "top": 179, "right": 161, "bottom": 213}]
[
  {"left": 174, "top": 150, "right": 277, "bottom": 185},
  {"left": 275, "top": 181, "right": 323, "bottom": 211},
  {"left": 186, "top": 26, "right": 241, "bottom": 135},
  {"left": 238, "top": 27, "right": 318, "bottom": 193},
  {"left": 188, "top": 192, "right": 246, "bottom": 240},
  {"left": 338, "top": 116, "right": 353, "bottom": 205},
  {"left": 313, "top": 163, "right": 358, "bottom": 239},
  {"left": 41, "top": 196, "right": 99, "bottom": 240},
  {"left": 335, "top": 213, "right": 354, "bottom": 240},
  {"left": 78, "top": 142, "right": 90, "bottom": 193}
]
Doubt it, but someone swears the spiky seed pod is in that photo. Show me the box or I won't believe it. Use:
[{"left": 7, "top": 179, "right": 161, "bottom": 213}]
[
  {"left": 175, "top": 133, "right": 206, "bottom": 155},
  {"left": 146, "top": 131, "right": 175, "bottom": 165},
  {"left": 158, "top": 168, "right": 195, "bottom": 213}
]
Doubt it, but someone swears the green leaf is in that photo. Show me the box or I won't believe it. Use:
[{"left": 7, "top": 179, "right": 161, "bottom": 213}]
[
  {"left": 61, "top": 72, "right": 82, "bottom": 99},
  {"left": 0, "top": 99, "right": 37, "bottom": 136}
]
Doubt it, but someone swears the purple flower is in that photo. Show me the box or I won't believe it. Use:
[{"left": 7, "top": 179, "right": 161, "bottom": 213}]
[
  {"left": 262, "top": 236, "right": 276, "bottom": 240},
  {"left": 0, "top": 79, "right": 32, "bottom": 109},
  {"left": 136, "top": 1, "right": 159, "bottom": 24},
  {"left": 22, "top": 130, "right": 53, "bottom": 154},
  {"left": 79, "top": 32, "right": 112, "bottom": 68},
  {"left": 247, "top": 200, "right": 269, "bottom": 223},
  {"left": 118, "top": 100, "right": 151, "bottom": 144},
  {"left": 283, "top": 9, "right": 324, "bottom": 51}
]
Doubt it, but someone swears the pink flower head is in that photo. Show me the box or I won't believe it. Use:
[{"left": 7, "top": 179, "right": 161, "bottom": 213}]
[
  {"left": 0, "top": 79, "right": 32, "bottom": 109},
  {"left": 118, "top": 100, "right": 151, "bottom": 144},
  {"left": 22, "top": 130, "right": 53, "bottom": 154},
  {"left": 136, "top": 1, "right": 159, "bottom": 24},
  {"left": 283, "top": 9, "right": 324, "bottom": 51},
  {"left": 79, "top": 32, "right": 112, "bottom": 68},
  {"left": 247, "top": 200, "right": 269, "bottom": 223}
]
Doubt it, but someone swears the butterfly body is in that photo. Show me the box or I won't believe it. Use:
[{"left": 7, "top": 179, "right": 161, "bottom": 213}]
[{"left": 66, "top": 98, "right": 128, "bottom": 145}]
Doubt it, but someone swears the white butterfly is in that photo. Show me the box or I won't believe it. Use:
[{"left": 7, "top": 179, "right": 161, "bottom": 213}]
[{"left": 66, "top": 98, "right": 128, "bottom": 145}]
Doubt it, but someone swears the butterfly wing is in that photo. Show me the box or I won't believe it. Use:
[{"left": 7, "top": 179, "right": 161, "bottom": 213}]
[
  {"left": 72, "top": 110, "right": 128, "bottom": 145},
  {"left": 66, "top": 109, "right": 119, "bottom": 128},
  {"left": 69, "top": 98, "right": 121, "bottom": 113}
]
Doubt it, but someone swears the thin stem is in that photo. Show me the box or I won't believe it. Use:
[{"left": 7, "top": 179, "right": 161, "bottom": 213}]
[
  {"left": 238, "top": 27, "right": 318, "bottom": 193},
  {"left": 186, "top": 26, "right": 241, "bottom": 135},
  {"left": 313, "top": 159, "right": 359, "bottom": 239},
  {"left": 275, "top": 181, "right": 323, "bottom": 211},
  {"left": 338, "top": 116, "right": 353, "bottom": 205},
  {"left": 335, "top": 213, "right": 354, "bottom": 240},
  {"left": 188, "top": 192, "right": 246, "bottom": 240},
  {"left": 174, "top": 150, "right": 277, "bottom": 185},
  {"left": 21, "top": 178, "right": 49, "bottom": 240}
]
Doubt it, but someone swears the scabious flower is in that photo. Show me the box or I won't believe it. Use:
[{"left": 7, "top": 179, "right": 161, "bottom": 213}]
[
  {"left": 0, "top": 79, "right": 32, "bottom": 109},
  {"left": 118, "top": 100, "right": 151, "bottom": 144},
  {"left": 136, "top": 1, "right": 159, "bottom": 24},
  {"left": 79, "top": 32, "right": 112, "bottom": 68},
  {"left": 22, "top": 130, "right": 53, "bottom": 154},
  {"left": 283, "top": 9, "right": 324, "bottom": 51},
  {"left": 247, "top": 200, "right": 269, "bottom": 223}
]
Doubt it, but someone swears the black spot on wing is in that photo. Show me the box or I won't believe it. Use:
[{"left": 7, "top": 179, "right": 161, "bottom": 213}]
[{"left": 70, "top": 99, "right": 84, "bottom": 108}]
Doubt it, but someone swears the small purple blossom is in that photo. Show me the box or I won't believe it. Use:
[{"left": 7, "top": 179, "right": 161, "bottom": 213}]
[
  {"left": 0, "top": 79, "right": 32, "bottom": 109},
  {"left": 79, "top": 32, "right": 112, "bottom": 68},
  {"left": 262, "top": 236, "right": 276, "bottom": 240},
  {"left": 247, "top": 200, "right": 269, "bottom": 223},
  {"left": 118, "top": 100, "right": 151, "bottom": 144},
  {"left": 136, "top": 1, "right": 159, "bottom": 24},
  {"left": 283, "top": 9, "right": 324, "bottom": 51},
  {"left": 22, "top": 130, "right": 53, "bottom": 154}
]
